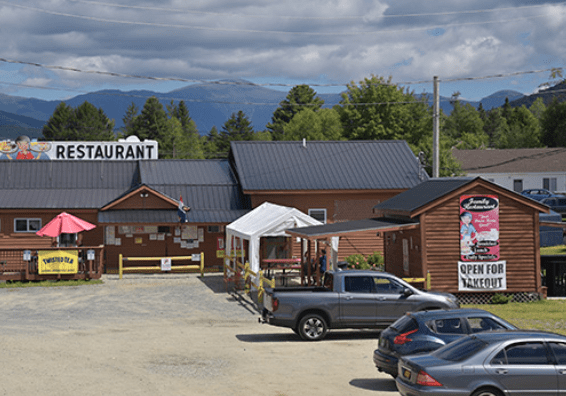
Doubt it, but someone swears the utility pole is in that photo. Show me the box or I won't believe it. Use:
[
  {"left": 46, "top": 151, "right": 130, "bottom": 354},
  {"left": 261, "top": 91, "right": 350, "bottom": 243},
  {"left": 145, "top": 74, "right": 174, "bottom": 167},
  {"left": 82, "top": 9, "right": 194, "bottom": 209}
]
[{"left": 433, "top": 76, "right": 440, "bottom": 178}]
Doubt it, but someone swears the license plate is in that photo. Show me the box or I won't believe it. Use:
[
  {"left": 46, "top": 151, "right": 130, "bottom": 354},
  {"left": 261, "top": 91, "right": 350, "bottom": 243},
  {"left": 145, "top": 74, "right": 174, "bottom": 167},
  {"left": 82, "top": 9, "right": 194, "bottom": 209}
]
[{"left": 401, "top": 367, "right": 412, "bottom": 380}]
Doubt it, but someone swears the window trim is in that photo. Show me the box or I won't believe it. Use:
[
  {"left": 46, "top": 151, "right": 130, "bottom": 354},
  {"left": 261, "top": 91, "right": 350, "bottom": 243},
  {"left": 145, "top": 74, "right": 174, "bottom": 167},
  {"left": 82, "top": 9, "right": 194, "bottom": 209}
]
[
  {"left": 308, "top": 208, "right": 327, "bottom": 224},
  {"left": 14, "top": 218, "right": 42, "bottom": 233}
]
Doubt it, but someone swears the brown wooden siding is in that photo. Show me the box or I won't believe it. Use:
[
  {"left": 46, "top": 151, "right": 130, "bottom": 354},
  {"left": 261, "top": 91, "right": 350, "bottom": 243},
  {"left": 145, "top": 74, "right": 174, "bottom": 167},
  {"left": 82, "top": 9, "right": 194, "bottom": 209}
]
[
  {"left": 422, "top": 186, "right": 539, "bottom": 293},
  {"left": 0, "top": 210, "right": 102, "bottom": 250},
  {"left": 249, "top": 191, "right": 404, "bottom": 223},
  {"left": 384, "top": 228, "right": 422, "bottom": 278}
]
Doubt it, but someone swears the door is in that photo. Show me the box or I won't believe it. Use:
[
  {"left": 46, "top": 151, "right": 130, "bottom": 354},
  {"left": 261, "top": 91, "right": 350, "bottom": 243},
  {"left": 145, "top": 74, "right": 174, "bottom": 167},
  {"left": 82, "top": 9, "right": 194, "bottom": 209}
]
[
  {"left": 486, "top": 341, "right": 557, "bottom": 396},
  {"left": 339, "top": 275, "right": 378, "bottom": 327},
  {"left": 549, "top": 342, "right": 566, "bottom": 395},
  {"left": 373, "top": 275, "right": 415, "bottom": 323}
]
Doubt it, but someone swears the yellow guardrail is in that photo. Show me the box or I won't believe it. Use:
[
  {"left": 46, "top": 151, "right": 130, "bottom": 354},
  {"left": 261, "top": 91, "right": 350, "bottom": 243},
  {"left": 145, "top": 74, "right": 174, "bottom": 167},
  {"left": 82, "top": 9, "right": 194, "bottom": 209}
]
[
  {"left": 224, "top": 260, "right": 275, "bottom": 303},
  {"left": 118, "top": 253, "right": 204, "bottom": 279},
  {"left": 403, "top": 272, "right": 431, "bottom": 290}
]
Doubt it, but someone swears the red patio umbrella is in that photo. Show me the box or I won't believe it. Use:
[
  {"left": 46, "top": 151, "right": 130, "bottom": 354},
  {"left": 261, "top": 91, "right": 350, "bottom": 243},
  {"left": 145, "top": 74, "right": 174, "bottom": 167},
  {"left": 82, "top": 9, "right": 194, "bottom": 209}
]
[{"left": 36, "top": 212, "right": 96, "bottom": 238}]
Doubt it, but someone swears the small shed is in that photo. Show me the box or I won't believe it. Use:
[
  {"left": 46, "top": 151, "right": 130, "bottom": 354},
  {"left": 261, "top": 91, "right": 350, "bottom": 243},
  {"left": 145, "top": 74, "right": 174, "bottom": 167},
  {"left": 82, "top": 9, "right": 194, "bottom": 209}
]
[
  {"left": 225, "top": 202, "right": 323, "bottom": 273},
  {"left": 373, "top": 177, "right": 550, "bottom": 302}
]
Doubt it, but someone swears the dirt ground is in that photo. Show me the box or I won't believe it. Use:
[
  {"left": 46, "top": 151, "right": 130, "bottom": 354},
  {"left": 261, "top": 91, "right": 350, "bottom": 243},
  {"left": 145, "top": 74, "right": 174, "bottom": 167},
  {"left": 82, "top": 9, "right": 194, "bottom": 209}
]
[{"left": 0, "top": 273, "right": 399, "bottom": 396}]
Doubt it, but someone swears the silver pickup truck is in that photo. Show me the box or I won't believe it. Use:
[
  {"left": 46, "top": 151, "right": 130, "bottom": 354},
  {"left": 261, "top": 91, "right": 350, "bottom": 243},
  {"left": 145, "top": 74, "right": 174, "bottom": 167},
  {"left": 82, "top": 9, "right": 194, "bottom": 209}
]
[{"left": 260, "top": 270, "right": 459, "bottom": 341}]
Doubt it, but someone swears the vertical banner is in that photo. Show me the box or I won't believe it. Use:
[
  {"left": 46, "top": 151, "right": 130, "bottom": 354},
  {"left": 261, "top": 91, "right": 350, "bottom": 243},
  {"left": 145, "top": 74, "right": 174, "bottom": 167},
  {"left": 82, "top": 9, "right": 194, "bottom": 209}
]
[{"left": 460, "top": 195, "right": 499, "bottom": 261}]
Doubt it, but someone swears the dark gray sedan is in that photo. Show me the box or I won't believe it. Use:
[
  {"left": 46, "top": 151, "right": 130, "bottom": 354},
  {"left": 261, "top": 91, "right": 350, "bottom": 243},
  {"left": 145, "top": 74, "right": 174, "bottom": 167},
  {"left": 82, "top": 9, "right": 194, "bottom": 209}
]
[{"left": 396, "top": 330, "right": 566, "bottom": 396}]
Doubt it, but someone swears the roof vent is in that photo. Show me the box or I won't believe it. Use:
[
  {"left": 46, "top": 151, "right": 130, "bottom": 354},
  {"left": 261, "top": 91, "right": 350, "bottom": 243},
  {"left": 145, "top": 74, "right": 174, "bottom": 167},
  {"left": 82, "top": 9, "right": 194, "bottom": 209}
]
[{"left": 303, "top": 138, "right": 307, "bottom": 148}]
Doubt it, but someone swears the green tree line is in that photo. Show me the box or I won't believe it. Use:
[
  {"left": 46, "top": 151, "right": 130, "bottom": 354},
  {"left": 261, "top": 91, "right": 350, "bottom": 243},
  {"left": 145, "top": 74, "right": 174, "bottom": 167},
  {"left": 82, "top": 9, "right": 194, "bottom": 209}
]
[{"left": 42, "top": 74, "right": 566, "bottom": 175}]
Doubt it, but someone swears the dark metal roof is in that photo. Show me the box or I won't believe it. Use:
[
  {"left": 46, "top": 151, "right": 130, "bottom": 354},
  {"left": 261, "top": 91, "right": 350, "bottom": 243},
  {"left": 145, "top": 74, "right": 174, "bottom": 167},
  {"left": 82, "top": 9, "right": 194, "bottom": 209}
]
[
  {"left": 230, "top": 140, "right": 428, "bottom": 191},
  {"left": 373, "top": 177, "right": 475, "bottom": 214},
  {"left": 0, "top": 189, "right": 127, "bottom": 209},
  {"left": 0, "top": 161, "right": 139, "bottom": 208},
  {"left": 139, "top": 160, "right": 238, "bottom": 185},
  {"left": 0, "top": 160, "right": 139, "bottom": 189},
  {"left": 287, "top": 217, "right": 419, "bottom": 238}
]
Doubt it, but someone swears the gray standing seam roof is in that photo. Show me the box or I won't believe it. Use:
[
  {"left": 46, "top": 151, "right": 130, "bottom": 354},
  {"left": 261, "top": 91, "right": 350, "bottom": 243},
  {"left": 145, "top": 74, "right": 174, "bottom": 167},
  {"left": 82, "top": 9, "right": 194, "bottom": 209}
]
[
  {"left": 230, "top": 140, "right": 427, "bottom": 191},
  {"left": 0, "top": 161, "right": 251, "bottom": 223},
  {"left": 373, "top": 177, "right": 475, "bottom": 214}
]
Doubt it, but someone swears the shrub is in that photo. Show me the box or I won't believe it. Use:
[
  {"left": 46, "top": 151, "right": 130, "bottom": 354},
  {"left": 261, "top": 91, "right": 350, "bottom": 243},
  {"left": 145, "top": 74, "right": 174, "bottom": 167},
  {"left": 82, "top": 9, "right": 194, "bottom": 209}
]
[
  {"left": 491, "top": 293, "right": 513, "bottom": 304},
  {"left": 367, "top": 251, "right": 384, "bottom": 271},
  {"left": 345, "top": 254, "right": 370, "bottom": 270}
]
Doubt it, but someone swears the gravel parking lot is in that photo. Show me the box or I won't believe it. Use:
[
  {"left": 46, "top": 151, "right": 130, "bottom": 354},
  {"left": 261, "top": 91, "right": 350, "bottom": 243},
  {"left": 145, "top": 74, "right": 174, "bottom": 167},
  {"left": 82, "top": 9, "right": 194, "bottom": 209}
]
[{"left": 0, "top": 273, "right": 398, "bottom": 396}]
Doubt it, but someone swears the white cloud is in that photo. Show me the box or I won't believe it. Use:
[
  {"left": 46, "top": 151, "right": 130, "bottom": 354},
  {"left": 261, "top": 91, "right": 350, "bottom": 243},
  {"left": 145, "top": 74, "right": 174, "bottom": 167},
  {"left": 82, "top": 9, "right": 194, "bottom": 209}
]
[{"left": 0, "top": 0, "right": 564, "bottom": 99}]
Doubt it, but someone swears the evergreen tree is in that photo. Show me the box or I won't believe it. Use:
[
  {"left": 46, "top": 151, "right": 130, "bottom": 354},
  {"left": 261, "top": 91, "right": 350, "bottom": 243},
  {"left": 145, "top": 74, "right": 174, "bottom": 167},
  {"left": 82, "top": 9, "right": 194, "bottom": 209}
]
[
  {"left": 541, "top": 99, "right": 566, "bottom": 147},
  {"left": 267, "top": 85, "right": 324, "bottom": 140},
  {"left": 133, "top": 97, "right": 169, "bottom": 156},
  {"left": 204, "top": 126, "right": 221, "bottom": 159},
  {"left": 42, "top": 101, "right": 115, "bottom": 141},
  {"left": 121, "top": 102, "right": 139, "bottom": 138},
  {"left": 214, "top": 111, "right": 255, "bottom": 155},
  {"left": 42, "top": 102, "right": 74, "bottom": 140}
]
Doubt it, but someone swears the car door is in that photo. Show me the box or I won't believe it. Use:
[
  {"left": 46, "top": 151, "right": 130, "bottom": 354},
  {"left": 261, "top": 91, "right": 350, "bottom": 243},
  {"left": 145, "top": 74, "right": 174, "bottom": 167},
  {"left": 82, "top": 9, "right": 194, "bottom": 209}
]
[
  {"left": 338, "top": 275, "right": 378, "bottom": 327},
  {"left": 486, "top": 341, "right": 557, "bottom": 396},
  {"left": 548, "top": 342, "right": 566, "bottom": 395},
  {"left": 372, "top": 275, "right": 415, "bottom": 324}
]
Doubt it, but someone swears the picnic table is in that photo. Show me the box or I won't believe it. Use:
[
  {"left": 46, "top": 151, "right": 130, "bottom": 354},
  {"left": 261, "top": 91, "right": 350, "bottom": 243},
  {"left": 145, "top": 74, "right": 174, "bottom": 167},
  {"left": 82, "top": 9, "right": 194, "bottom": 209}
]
[{"left": 261, "top": 258, "right": 302, "bottom": 286}]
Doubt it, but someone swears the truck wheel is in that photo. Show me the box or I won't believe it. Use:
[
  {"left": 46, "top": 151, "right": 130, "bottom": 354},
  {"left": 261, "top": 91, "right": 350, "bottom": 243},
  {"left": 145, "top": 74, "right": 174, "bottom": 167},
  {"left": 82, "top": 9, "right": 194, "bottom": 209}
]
[{"left": 298, "top": 314, "right": 328, "bottom": 341}]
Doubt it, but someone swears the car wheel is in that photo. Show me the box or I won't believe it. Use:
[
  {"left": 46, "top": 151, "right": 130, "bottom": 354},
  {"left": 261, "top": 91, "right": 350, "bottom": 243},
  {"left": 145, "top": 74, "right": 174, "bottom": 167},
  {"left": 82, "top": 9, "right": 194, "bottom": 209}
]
[
  {"left": 471, "top": 388, "right": 503, "bottom": 396},
  {"left": 298, "top": 314, "right": 328, "bottom": 341}
]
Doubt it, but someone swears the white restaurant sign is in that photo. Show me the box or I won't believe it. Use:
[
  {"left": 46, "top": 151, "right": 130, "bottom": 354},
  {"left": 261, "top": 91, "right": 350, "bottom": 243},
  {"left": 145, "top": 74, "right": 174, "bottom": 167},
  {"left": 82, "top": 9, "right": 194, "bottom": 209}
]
[
  {"left": 458, "top": 261, "right": 507, "bottom": 291},
  {"left": 0, "top": 136, "right": 158, "bottom": 160}
]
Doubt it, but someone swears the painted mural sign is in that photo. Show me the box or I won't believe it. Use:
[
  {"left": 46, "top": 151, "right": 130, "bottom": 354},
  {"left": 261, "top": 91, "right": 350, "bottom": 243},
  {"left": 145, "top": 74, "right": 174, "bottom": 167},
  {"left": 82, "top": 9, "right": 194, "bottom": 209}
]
[
  {"left": 38, "top": 250, "right": 79, "bottom": 275},
  {"left": 458, "top": 261, "right": 507, "bottom": 291},
  {"left": 0, "top": 136, "right": 158, "bottom": 160},
  {"left": 459, "top": 195, "right": 500, "bottom": 261},
  {"left": 459, "top": 194, "right": 504, "bottom": 291}
]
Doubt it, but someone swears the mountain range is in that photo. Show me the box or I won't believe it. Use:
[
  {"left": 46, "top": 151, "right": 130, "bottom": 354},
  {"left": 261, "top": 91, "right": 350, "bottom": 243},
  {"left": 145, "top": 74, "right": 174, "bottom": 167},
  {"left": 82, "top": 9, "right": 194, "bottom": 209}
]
[{"left": 0, "top": 80, "right": 539, "bottom": 140}]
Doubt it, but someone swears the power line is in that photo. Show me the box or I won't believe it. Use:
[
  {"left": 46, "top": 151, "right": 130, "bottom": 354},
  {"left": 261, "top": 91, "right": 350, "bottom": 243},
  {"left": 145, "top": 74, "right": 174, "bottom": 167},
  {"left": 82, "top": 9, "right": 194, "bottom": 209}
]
[
  {"left": 66, "top": 0, "right": 566, "bottom": 20},
  {"left": 0, "top": 1, "right": 560, "bottom": 36}
]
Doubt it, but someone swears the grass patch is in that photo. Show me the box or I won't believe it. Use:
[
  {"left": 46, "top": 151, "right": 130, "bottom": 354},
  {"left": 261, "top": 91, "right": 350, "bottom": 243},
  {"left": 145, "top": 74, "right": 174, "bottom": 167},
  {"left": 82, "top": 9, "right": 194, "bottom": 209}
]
[
  {"left": 464, "top": 299, "right": 566, "bottom": 336},
  {"left": 0, "top": 279, "right": 103, "bottom": 289},
  {"left": 541, "top": 244, "right": 566, "bottom": 255}
]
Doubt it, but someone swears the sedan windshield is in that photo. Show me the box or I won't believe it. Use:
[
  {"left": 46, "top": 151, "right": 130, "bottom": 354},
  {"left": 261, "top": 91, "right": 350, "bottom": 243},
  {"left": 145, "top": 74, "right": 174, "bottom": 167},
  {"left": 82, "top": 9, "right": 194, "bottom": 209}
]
[{"left": 433, "top": 336, "right": 488, "bottom": 362}]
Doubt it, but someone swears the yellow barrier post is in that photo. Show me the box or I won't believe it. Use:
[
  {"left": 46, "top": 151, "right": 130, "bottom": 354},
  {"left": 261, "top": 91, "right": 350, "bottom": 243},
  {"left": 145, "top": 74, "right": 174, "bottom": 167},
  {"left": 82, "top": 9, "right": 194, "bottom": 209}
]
[
  {"left": 426, "top": 271, "right": 431, "bottom": 290},
  {"left": 119, "top": 254, "right": 123, "bottom": 280},
  {"left": 200, "top": 252, "right": 204, "bottom": 277}
]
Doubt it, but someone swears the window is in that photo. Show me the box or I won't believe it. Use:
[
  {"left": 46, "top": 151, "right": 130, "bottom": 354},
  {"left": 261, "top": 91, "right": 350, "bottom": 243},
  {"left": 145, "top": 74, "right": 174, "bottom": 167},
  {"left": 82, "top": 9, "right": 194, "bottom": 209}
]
[
  {"left": 468, "top": 317, "right": 508, "bottom": 333},
  {"left": 374, "top": 277, "right": 404, "bottom": 294},
  {"left": 549, "top": 342, "right": 566, "bottom": 365},
  {"left": 207, "top": 225, "right": 223, "bottom": 233},
  {"left": 504, "top": 342, "right": 550, "bottom": 365},
  {"left": 433, "top": 318, "right": 465, "bottom": 335},
  {"left": 543, "top": 178, "right": 557, "bottom": 192},
  {"left": 513, "top": 179, "right": 523, "bottom": 192},
  {"left": 344, "top": 276, "right": 374, "bottom": 293},
  {"left": 308, "top": 209, "right": 327, "bottom": 224},
  {"left": 14, "top": 218, "right": 41, "bottom": 233}
]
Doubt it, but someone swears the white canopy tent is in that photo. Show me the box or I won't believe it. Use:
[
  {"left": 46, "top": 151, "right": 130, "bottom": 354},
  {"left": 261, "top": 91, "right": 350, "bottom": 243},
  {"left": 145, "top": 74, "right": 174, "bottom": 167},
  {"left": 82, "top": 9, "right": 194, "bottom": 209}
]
[{"left": 225, "top": 202, "right": 327, "bottom": 274}]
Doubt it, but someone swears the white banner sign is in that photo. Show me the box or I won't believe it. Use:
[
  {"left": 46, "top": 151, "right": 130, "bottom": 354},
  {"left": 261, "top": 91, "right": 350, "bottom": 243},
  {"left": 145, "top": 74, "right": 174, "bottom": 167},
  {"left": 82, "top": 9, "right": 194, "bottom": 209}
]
[
  {"left": 458, "top": 261, "right": 506, "bottom": 291},
  {"left": 161, "top": 258, "right": 172, "bottom": 271}
]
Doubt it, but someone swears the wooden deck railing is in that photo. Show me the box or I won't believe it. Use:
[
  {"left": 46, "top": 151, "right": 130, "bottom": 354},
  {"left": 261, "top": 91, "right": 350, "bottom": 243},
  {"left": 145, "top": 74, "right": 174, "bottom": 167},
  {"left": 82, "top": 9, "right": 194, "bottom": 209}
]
[{"left": 0, "top": 246, "right": 104, "bottom": 281}]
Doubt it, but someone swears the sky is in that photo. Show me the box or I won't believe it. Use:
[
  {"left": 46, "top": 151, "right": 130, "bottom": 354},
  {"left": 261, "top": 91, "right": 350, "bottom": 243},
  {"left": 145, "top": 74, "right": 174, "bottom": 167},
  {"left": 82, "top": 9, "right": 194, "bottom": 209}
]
[{"left": 0, "top": 0, "right": 565, "bottom": 104}]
